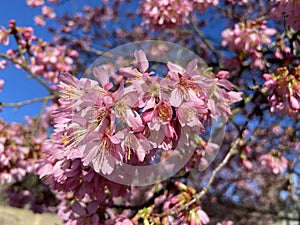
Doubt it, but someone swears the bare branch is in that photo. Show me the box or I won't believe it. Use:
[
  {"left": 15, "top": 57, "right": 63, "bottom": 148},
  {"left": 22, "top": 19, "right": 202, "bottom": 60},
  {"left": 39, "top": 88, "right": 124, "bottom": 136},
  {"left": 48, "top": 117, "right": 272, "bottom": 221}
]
[{"left": 1, "top": 95, "right": 57, "bottom": 110}]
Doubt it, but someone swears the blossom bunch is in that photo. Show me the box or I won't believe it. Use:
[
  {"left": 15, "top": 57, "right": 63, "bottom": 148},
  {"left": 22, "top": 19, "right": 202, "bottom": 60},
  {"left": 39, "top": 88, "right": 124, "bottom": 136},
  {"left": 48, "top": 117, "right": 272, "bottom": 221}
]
[
  {"left": 4, "top": 174, "right": 61, "bottom": 213},
  {"left": 26, "top": 0, "right": 58, "bottom": 26},
  {"left": 140, "top": 0, "right": 194, "bottom": 29},
  {"left": 272, "top": 0, "right": 300, "bottom": 31},
  {"left": 161, "top": 181, "right": 210, "bottom": 225},
  {"left": 37, "top": 50, "right": 241, "bottom": 223},
  {"left": 44, "top": 50, "right": 241, "bottom": 175},
  {"left": 27, "top": 44, "right": 77, "bottom": 83},
  {"left": 193, "top": 0, "right": 219, "bottom": 13},
  {"left": 259, "top": 151, "right": 288, "bottom": 174},
  {"left": 0, "top": 117, "right": 46, "bottom": 185},
  {"left": 263, "top": 66, "right": 300, "bottom": 116},
  {"left": 0, "top": 20, "right": 77, "bottom": 83},
  {"left": 140, "top": 0, "right": 219, "bottom": 29},
  {"left": 222, "top": 20, "right": 276, "bottom": 70},
  {"left": 26, "top": 0, "right": 45, "bottom": 7}
]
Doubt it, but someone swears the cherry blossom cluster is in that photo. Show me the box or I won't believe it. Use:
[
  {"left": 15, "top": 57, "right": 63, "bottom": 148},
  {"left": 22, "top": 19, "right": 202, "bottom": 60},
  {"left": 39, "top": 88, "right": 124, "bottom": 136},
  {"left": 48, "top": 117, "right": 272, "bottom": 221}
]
[
  {"left": 26, "top": 0, "right": 58, "bottom": 26},
  {"left": 0, "top": 117, "right": 46, "bottom": 185},
  {"left": 271, "top": 0, "right": 300, "bottom": 31},
  {"left": 44, "top": 50, "right": 241, "bottom": 175},
  {"left": 37, "top": 156, "right": 127, "bottom": 224},
  {"left": 263, "top": 66, "right": 300, "bottom": 116},
  {"left": 259, "top": 152, "right": 288, "bottom": 174},
  {"left": 27, "top": 44, "right": 78, "bottom": 83},
  {"left": 140, "top": 0, "right": 193, "bottom": 29},
  {"left": 0, "top": 20, "right": 77, "bottom": 83},
  {"left": 140, "top": 0, "right": 219, "bottom": 29},
  {"left": 192, "top": 0, "right": 219, "bottom": 13},
  {"left": 37, "top": 50, "right": 241, "bottom": 223},
  {"left": 123, "top": 181, "right": 210, "bottom": 225},
  {"left": 222, "top": 20, "right": 276, "bottom": 70},
  {"left": 4, "top": 174, "right": 61, "bottom": 213}
]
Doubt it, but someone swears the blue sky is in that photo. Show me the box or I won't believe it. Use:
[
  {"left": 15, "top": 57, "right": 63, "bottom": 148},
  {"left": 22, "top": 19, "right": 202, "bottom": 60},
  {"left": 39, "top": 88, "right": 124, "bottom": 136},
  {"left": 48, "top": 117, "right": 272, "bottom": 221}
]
[{"left": 0, "top": 0, "right": 98, "bottom": 123}]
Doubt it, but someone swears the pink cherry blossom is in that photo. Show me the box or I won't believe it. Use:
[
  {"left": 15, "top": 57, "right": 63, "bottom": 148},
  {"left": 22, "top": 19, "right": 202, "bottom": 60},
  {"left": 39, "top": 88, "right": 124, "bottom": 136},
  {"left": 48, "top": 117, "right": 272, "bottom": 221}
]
[
  {"left": 140, "top": 0, "right": 194, "bottom": 29},
  {"left": 259, "top": 152, "right": 288, "bottom": 174},
  {"left": 0, "top": 60, "right": 7, "bottom": 70},
  {"left": 34, "top": 15, "right": 46, "bottom": 26},
  {"left": 226, "top": 0, "right": 248, "bottom": 5},
  {"left": 26, "top": 0, "right": 45, "bottom": 8},
  {"left": 36, "top": 49, "right": 242, "bottom": 224},
  {"left": 193, "top": 0, "right": 219, "bottom": 13},
  {"left": 222, "top": 20, "right": 277, "bottom": 70},
  {"left": 196, "top": 207, "right": 210, "bottom": 224},
  {"left": 0, "top": 118, "right": 46, "bottom": 185},
  {"left": 42, "top": 6, "right": 56, "bottom": 19}
]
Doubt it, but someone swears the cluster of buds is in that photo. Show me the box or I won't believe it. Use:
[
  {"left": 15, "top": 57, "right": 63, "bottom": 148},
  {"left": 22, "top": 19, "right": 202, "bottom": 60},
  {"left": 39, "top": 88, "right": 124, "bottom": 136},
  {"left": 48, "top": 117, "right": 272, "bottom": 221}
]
[{"left": 263, "top": 66, "right": 300, "bottom": 116}]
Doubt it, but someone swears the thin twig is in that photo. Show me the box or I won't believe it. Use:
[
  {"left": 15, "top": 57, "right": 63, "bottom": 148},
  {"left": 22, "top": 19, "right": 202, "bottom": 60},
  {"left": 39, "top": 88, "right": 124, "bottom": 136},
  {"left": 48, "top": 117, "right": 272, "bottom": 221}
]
[
  {"left": 0, "top": 53, "right": 54, "bottom": 93},
  {"left": 153, "top": 137, "right": 240, "bottom": 217},
  {"left": 0, "top": 95, "right": 56, "bottom": 109},
  {"left": 190, "top": 21, "right": 220, "bottom": 63}
]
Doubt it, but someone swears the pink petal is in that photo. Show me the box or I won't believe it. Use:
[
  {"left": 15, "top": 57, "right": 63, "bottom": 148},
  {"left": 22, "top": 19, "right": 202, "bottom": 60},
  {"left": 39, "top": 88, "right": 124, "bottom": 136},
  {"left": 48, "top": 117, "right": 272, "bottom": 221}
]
[
  {"left": 134, "top": 50, "right": 149, "bottom": 73},
  {"left": 185, "top": 59, "right": 198, "bottom": 75},
  {"left": 218, "top": 79, "right": 233, "bottom": 90},
  {"left": 119, "top": 67, "right": 141, "bottom": 78},
  {"left": 126, "top": 109, "right": 144, "bottom": 132},
  {"left": 101, "top": 154, "right": 115, "bottom": 175},
  {"left": 170, "top": 88, "right": 184, "bottom": 107},
  {"left": 120, "top": 219, "right": 133, "bottom": 225},
  {"left": 93, "top": 66, "right": 110, "bottom": 88},
  {"left": 227, "top": 91, "right": 243, "bottom": 103},
  {"left": 197, "top": 209, "right": 210, "bottom": 224},
  {"left": 167, "top": 61, "right": 183, "bottom": 74},
  {"left": 290, "top": 96, "right": 300, "bottom": 110}
]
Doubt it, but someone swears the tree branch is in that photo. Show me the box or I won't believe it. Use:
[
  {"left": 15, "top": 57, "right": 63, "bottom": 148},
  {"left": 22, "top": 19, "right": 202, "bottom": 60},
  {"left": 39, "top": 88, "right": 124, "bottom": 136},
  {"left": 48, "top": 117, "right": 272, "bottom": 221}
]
[
  {"left": 0, "top": 53, "right": 54, "bottom": 94},
  {"left": 0, "top": 95, "right": 57, "bottom": 110},
  {"left": 153, "top": 137, "right": 240, "bottom": 217},
  {"left": 190, "top": 21, "right": 220, "bottom": 63}
]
